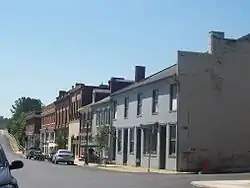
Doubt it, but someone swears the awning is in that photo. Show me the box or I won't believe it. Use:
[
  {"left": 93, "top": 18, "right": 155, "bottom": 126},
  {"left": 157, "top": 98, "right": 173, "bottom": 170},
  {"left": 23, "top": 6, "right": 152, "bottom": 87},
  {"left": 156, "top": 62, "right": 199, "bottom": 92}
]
[
  {"left": 80, "top": 141, "right": 99, "bottom": 148},
  {"left": 48, "top": 143, "right": 58, "bottom": 148}
]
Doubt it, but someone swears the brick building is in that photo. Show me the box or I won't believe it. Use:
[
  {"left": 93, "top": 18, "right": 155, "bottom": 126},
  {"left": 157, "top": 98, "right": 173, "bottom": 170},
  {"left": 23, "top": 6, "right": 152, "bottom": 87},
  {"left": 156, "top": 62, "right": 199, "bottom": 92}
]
[
  {"left": 68, "top": 83, "right": 110, "bottom": 157},
  {"left": 25, "top": 111, "right": 41, "bottom": 150},
  {"left": 40, "top": 102, "right": 56, "bottom": 154},
  {"left": 54, "top": 90, "right": 70, "bottom": 149}
]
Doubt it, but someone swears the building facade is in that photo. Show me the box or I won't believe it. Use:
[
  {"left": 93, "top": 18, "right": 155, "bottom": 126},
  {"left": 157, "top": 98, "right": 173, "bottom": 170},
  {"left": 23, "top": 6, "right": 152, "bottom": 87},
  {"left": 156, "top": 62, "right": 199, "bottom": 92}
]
[
  {"left": 54, "top": 90, "right": 70, "bottom": 149},
  {"left": 176, "top": 31, "right": 250, "bottom": 171},
  {"left": 111, "top": 31, "right": 250, "bottom": 172},
  {"left": 40, "top": 103, "right": 56, "bottom": 154},
  {"left": 25, "top": 111, "right": 42, "bottom": 150},
  {"left": 111, "top": 66, "right": 178, "bottom": 170},
  {"left": 68, "top": 83, "right": 110, "bottom": 157},
  {"left": 91, "top": 96, "right": 116, "bottom": 161}
]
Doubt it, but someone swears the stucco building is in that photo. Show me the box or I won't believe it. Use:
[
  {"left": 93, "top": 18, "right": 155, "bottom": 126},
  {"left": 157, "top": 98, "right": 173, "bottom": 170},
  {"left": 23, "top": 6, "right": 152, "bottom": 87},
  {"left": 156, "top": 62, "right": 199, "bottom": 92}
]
[{"left": 111, "top": 31, "right": 250, "bottom": 172}]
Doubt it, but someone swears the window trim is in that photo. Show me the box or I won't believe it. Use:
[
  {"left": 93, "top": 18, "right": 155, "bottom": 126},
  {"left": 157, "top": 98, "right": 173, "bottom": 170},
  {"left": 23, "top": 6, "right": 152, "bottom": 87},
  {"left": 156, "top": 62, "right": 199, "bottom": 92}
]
[
  {"left": 168, "top": 124, "right": 177, "bottom": 157},
  {"left": 124, "top": 97, "right": 129, "bottom": 119},
  {"left": 137, "top": 93, "right": 142, "bottom": 117},
  {"left": 113, "top": 100, "right": 118, "bottom": 120},
  {"left": 129, "top": 127, "right": 135, "bottom": 154},
  {"left": 152, "top": 89, "right": 159, "bottom": 114},
  {"left": 169, "top": 83, "right": 178, "bottom": 112},
  {"left": 117, "top": 129, "right": 122, "bottom": 153}
]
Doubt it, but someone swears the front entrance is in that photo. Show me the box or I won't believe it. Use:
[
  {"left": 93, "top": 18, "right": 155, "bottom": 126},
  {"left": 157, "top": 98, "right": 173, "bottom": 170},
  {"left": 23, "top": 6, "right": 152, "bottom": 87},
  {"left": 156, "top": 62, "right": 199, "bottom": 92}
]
[
  {"left": 123, "top": 128, "right": 128, "bottom": 164},
  {"left": 159, "top": 126, "right": 166, "bottom": 169},
  {"left": 136, "top": 128, "right": 142, "bottom": 167}
]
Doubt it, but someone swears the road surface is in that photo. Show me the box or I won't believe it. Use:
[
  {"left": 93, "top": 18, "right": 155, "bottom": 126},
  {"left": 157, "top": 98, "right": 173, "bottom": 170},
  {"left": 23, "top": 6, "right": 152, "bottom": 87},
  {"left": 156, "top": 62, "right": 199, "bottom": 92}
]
[{"left": 0, "top": 131, "right": 249, "bottom": 188}]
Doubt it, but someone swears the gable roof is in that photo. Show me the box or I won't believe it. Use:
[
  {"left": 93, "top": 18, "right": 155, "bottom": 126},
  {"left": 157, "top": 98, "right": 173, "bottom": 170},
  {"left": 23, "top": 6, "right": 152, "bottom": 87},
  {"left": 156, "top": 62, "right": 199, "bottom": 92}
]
[{"left": 111, "top": 64, "right": 177, "bottom": 96}]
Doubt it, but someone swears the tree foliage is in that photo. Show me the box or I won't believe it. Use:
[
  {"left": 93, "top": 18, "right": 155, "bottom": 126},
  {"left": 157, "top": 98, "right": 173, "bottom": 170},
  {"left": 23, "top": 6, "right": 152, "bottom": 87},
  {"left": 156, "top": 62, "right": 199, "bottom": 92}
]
[
  {"left": 7, "top": 97, "right": 43, "bottom": 146},
  {"left": 55, "top": 133, "right": 67, "bottom": 149},
  {"left": 0, "top": 116, "right": 10, "bottom": 129},
  {"left": 95, "top": 126, "right": 109, "bottom": 150}
]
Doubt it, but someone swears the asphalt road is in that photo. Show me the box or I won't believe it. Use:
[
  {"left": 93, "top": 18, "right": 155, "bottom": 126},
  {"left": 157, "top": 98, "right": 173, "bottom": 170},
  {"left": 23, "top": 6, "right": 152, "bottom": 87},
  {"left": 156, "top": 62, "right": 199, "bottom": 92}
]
[{"left": 0, "top": 132, "right": 249, "bottom": 188}]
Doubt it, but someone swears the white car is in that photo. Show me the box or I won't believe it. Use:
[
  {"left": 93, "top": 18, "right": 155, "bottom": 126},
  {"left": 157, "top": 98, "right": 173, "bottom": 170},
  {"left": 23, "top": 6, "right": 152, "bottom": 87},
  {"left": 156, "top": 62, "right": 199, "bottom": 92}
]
[{"left": 52, "top": 149, "right": 75, "bottom": 165}]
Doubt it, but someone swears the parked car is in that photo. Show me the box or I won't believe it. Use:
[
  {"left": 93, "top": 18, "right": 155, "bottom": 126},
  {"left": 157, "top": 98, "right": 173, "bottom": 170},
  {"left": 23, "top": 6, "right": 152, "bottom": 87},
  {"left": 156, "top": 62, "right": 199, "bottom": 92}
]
[
  {"left": 52, "top": 149, "right": 74, "bottom": 165},
  {"left": 0, "top": 144, "right": 23, "bottom": 188},
  {"left": 26, "top": 147, "right": 45, "bottom": 160}
]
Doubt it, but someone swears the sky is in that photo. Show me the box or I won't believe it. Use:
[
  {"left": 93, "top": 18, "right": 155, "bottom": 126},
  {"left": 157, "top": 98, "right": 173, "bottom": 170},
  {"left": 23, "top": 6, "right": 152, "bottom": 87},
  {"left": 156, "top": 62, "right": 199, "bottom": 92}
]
[{"left": 0, "top": 0, "right": 249, "bottom": 118}]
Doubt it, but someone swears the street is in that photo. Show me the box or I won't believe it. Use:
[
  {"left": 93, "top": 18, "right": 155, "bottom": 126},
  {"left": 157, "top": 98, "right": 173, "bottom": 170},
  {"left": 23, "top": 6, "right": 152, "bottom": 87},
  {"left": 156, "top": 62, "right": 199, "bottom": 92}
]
[{"left": 0, "top": 133, "right": 249, "bottom": 188}]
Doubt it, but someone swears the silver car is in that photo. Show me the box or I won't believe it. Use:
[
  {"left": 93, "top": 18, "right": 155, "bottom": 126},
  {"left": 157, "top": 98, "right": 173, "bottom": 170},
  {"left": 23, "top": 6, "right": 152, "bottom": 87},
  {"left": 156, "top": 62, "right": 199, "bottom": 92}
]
[{"left": 52, "top": 149, "right": 74, "bottom": 165}]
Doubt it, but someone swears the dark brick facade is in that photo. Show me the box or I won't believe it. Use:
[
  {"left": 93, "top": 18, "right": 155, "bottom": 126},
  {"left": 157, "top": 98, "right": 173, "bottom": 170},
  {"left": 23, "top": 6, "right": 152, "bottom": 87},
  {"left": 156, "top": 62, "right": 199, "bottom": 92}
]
[
  {"left": 41, "top": 103, "right": 56, "bottom": 130},
  {"left": 25, "top": 112, "right": 41, "bottom": 135}
]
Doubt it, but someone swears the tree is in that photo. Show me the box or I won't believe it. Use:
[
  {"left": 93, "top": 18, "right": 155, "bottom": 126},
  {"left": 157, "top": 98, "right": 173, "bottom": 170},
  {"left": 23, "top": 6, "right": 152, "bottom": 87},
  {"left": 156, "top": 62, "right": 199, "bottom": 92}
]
[
  {"left": 55, "top": 133, "right": 67, "bottom": 149},
  {"left": 8, "top": 97, "right": 43, "bottom": 146},
  {"left": 95, "top": 126, "right": 110, "bottom": 163},
  {"left": 0, "top": 116, "right": 10, "bottom": 129}
]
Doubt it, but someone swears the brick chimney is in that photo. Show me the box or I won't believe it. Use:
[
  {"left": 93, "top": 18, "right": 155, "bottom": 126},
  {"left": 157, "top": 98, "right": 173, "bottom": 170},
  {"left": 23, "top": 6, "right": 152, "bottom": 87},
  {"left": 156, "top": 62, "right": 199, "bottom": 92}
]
[{"left": 135, "top": 66, "right": 146, "bottom": 82}]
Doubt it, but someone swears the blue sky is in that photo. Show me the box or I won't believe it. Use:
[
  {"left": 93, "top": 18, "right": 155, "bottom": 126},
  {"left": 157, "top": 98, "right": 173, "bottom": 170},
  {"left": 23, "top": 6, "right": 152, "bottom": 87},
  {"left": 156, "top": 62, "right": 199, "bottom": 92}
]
[{"left": 0, "top": 0, "right": 249, "bottom": 117}]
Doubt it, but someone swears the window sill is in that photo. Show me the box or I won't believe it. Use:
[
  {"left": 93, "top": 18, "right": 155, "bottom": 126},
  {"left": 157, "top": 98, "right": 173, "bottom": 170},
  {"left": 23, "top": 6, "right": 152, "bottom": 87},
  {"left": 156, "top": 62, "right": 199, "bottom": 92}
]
[
  {"left": 117, "top": 151, "right": 122, "bottom": 155},
  {"left": 124, "top": 117, "right": 128, "bottom": 120},
  {"left": 113, "top": 118, "right": 117, "bottom": 121},
  {"left": 129, "top": 152, "right": 134, "bottom": 155},
  {"left": 169, "top": 110, "right": 177, "bottom": 113},
  {"left": 152, "top": 112, "right": 158, "bottom": 115},
  {"left": 143, "top": 153, "right": 157, "bottom": 158},
  {"left": 137, "top": 114, "right": 142, "bottom": 118},
  {"left": 168, "top": 154, "right": 176, "bottom": 158}
]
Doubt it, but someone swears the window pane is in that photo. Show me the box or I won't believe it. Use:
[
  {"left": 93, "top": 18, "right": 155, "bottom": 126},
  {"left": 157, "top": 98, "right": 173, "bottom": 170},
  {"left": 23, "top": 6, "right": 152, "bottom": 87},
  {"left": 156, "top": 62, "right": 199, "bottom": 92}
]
[
  {"left": 169, "top": 141, "right": 176, "bottom": 155},
  {"left": 170, "top": 125, "right": 176, "bottom": 139}
]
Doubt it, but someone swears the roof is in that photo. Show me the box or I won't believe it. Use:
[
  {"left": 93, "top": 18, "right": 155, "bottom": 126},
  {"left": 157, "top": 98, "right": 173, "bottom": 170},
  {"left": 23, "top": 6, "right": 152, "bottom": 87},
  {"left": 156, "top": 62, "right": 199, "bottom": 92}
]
[
  {"left": 111, "top": 64, "right": 177, "bottom": 96},
  {"left": 92, "top": 96, "right": 111, "bottom": 107}
]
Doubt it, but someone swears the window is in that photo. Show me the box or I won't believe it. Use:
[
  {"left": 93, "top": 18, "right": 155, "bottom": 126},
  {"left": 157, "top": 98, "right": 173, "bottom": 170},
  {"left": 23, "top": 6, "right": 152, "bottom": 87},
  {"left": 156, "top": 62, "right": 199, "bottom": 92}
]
[
  {"left": 129, "top": 128, "right": 135, "bottom": 153},
  {"left": 124, "top": 97, "right": 129, "bottom": 118},
  {"left": 113, "top": 100, "right": 117, "bottom": 119},
  {"left": 143, "top": 127, "right": 157, "bottom": 154},
  {"left": 137, "top": 93, "right": 142, "bottom": 116},
  {"left": 107, "top": 108, "right": 111, "bottom": 124},
  {"left": 169, "top": 124, "right": 177, "bottom": 156},
  {"left": 117, "top": 129, "right": 122, "bottom": 152},
  {"left": 101, "top": 110, "right": 105, "bottom": 125},
  {"left": 96, "top": 111, "right": 100, "bottom": 126},
  {"left": 152, "top": 89, "right": 159, "bottom": 114},
  {"left": 104, "top": 109, "right": 107, "bottom": 124},
  {"left": 170, "top": 83, "right": 178, "bottom": 111}
]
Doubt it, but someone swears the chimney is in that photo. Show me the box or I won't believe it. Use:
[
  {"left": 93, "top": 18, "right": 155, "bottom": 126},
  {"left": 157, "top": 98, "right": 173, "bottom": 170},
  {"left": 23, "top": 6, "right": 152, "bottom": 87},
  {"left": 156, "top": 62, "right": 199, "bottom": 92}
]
[
  {"left": 59, "top": 90, "right": 66, "bottom": 96},
  {"left": 208, "top": 31, "right": 225, "bottom": 54},
  {"left": 135, "top": 66, "right": 146, "bottom": 82},
  {"left": 72, "top": 85, "right": 74, "bottom": 89}
]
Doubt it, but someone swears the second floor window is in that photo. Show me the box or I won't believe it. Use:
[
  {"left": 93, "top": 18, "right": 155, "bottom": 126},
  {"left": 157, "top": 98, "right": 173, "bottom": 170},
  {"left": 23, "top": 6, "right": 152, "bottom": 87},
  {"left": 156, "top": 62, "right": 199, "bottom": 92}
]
[
  {"left": 170, "top": 83, "right": 178, "bottom": 111},
  {"left": 113, "top": 100, "right": 117, "bottom": 119},
  {"left": 137, "top": 93, "right": 142, "bottom": 116},
  {"left": 124, "top": 97, "right": 129, "bottom": 118},
  {"left": 152, "top": 89, "right": 159, "bottom": 114}
]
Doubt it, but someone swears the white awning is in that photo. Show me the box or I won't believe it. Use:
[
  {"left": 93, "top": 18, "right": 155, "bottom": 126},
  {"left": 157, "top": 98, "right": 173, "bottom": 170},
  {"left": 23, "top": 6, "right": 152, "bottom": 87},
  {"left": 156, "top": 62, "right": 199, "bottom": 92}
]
[{"left": 48, "top": 143, "right": 57, "bottom": 148}]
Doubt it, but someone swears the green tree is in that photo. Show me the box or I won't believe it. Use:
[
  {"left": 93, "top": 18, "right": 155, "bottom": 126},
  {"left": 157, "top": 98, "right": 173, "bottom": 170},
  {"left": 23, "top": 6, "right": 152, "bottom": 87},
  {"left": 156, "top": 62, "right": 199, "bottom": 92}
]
[
  {"left": 0, "top": 116, "right": 10, "bottom": 129},
  {"left": 95, "top": 126, "right": 109, "bottom": 151},
  {"left": 8, "top": 97, "right": 43, "bottom": 146},
  {"left": 55, "top": 133, "right": 67, "bottom": 149}
]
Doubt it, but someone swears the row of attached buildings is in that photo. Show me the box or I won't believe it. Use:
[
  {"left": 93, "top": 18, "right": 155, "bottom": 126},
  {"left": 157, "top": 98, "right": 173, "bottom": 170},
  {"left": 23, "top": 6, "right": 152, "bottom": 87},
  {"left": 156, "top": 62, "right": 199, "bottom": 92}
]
[{"left": 25, "top": 31, "right": 250, "bottom": 172}]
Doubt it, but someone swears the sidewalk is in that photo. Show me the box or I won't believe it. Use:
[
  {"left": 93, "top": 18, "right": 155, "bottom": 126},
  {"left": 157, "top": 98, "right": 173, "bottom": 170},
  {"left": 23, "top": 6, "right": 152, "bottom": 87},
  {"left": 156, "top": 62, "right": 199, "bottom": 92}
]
[
  {"left": 3, "top": 130, "right": 25, "bottom": 157},
  {"left": 191, "top": 180, "right": 250, "bottom": 188},
  {"left": 74, "top": 159, "right": 190, "bottom": 174}
]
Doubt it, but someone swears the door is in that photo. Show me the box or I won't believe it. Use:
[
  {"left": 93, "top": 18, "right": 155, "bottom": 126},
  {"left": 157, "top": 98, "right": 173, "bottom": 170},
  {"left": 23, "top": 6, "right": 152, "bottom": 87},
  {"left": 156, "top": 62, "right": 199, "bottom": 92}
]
[
  {"left": 136, "top": 128, "right": 142, "bottom": 167},
  {"left": 123, "top": 128, "right": 128, "bottom": 164},
  {"left": 159, "top": 126, "right": 166, "bottom": 169}
]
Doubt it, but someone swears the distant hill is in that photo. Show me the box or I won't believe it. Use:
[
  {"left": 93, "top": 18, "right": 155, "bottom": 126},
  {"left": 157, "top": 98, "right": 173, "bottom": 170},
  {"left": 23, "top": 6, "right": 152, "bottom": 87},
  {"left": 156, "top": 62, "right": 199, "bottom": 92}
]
[{"left": 0, "top": 116, "right": 10, "bottom": 129}]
